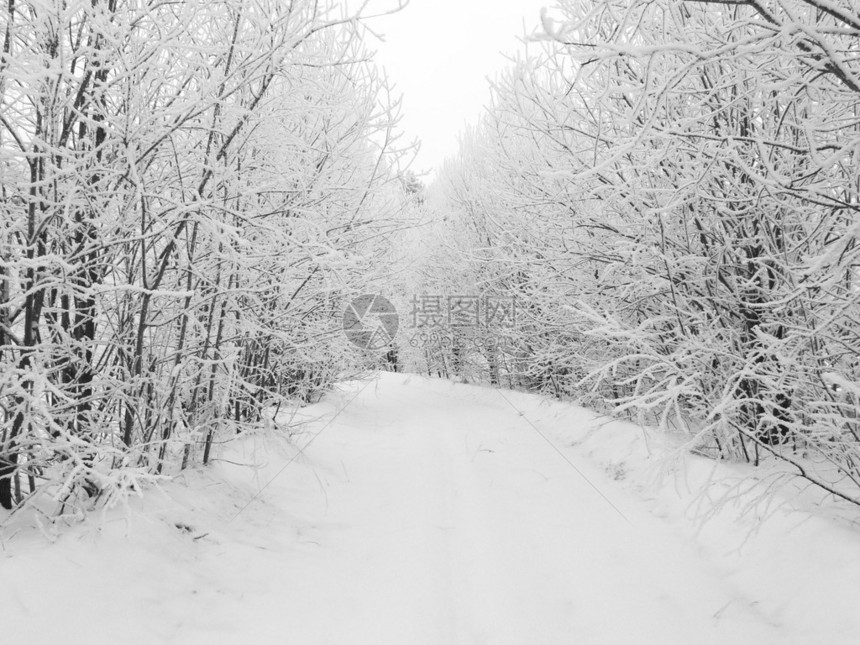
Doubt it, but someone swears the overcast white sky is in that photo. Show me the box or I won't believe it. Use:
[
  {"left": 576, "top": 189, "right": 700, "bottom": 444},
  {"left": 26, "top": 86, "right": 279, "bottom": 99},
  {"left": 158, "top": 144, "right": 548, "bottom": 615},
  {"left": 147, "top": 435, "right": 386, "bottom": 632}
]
[{"left": 367, "top": 0, "right": 548, "bottom": 180}]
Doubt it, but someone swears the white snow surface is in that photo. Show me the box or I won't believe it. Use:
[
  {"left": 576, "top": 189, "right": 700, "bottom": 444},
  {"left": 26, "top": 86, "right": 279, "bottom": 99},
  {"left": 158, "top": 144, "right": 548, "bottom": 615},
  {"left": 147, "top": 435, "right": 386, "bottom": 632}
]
[{"left": 3, "top": 372, "right": 860, "bottom": 644}]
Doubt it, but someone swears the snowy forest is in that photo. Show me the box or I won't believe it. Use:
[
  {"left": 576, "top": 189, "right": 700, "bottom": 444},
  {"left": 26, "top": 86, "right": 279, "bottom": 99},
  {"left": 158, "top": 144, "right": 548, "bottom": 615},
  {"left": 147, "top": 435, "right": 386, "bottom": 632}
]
[
  {"left": 414, "top": 0, "right": 860, "bottom": 508},
  {"left": 1, "top": 0, "right": 860, "bottom": 523},
  {"left": 0, "top": 0, "right": 419, "bottom": 512}
]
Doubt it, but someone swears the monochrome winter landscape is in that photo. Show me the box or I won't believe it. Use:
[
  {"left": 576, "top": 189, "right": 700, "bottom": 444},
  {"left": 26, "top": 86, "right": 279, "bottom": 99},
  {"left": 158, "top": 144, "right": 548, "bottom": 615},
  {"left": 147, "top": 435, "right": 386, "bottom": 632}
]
[{"left": 2, "top": 0, "right": 860, "bottom": 643}]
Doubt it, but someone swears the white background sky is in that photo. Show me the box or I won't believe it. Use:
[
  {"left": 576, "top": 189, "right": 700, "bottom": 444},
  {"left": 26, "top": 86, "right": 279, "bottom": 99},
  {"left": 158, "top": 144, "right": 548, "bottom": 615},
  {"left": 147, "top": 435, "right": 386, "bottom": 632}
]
[{"left": 366, "top": 0, "right": 549, "bottom": 180}]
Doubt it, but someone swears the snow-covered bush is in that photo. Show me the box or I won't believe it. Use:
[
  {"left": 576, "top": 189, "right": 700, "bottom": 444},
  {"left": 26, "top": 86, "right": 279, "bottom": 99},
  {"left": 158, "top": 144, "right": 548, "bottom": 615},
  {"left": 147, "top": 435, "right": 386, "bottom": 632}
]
[
  {"left": 427, "top": 0, "right": 860, "bottom": 505},
  {"left": 0, "top": 0, "right": 410, "bottom": 512}
]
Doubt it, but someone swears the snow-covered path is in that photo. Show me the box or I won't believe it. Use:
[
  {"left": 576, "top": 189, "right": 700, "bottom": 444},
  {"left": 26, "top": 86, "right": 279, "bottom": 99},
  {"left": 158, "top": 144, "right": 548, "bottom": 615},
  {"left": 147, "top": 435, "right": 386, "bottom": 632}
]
[
  {"left": 252, "top": 374, "right": 783, "bottom": 645},
  {"left": 4, "top": 373, "right": 858, "bottom": 644}
]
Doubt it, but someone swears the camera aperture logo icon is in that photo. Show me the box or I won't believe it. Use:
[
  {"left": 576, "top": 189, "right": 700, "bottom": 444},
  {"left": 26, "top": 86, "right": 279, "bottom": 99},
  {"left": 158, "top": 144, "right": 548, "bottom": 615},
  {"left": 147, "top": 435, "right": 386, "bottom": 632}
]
[{"left": 343, "top": 294, "right": 398, "bottom": 350}]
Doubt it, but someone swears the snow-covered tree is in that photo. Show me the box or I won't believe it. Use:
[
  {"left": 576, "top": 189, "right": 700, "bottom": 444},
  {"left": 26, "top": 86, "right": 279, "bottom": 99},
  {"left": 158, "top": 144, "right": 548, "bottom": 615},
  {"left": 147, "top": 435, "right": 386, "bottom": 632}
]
[
  {"left": 0, "top": 0, "right": 410, "bottom": 512},
  {"left": 429, "top": 0, "right": 860, "bottom": 504}
]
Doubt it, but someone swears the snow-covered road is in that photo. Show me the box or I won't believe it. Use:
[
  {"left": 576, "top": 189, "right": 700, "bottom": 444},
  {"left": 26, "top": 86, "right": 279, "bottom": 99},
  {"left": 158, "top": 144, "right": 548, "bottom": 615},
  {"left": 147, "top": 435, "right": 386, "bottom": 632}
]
[
  {"left": 208, "top": 374, "right": 792, "bottom": 644},
  {"left": 4, "top": 373, "right": 858, "bottom": 644}
]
